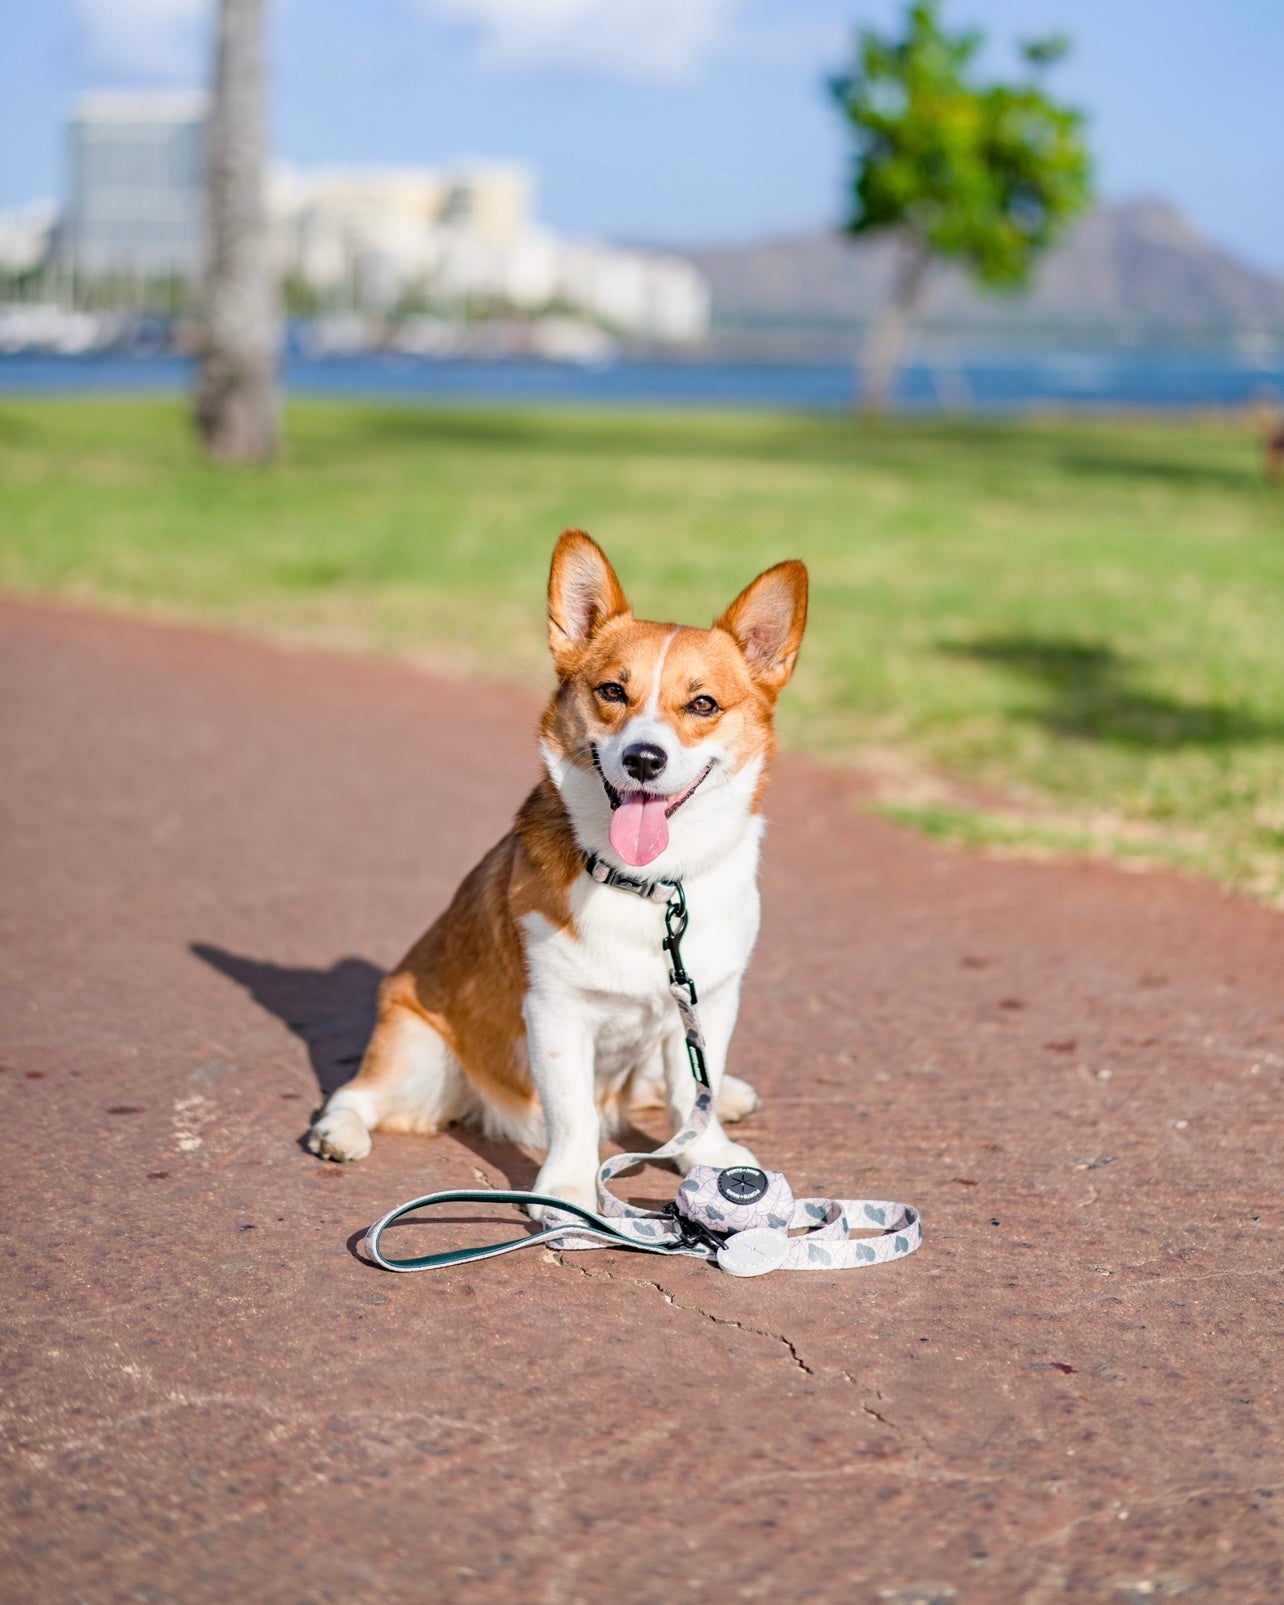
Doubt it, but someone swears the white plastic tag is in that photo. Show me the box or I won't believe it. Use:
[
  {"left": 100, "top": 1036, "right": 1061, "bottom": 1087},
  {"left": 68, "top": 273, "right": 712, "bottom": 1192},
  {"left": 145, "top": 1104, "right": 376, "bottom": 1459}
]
[{"left": 716, "top": 1227, "right": 790, "bottom": 1278}]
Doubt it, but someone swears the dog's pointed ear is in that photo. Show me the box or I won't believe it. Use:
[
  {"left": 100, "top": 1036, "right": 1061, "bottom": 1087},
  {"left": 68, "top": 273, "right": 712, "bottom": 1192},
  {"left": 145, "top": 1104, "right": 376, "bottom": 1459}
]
[
  {"left": 714, "top": 560, "right": 809, "bottom": 697},
  {"left": 548, "top": 529, "right": 631, "bottom": 677}
]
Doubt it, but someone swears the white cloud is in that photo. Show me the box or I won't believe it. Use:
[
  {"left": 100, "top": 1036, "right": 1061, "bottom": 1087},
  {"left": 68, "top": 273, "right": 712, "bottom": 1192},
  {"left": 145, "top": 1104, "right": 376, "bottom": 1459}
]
[
  {"left": 77, "top": 0, "right": 210, "bottom": 81},
  {"left": 74, "top": 0, "right": 738, "bottom": 90},
  {"left": 419, "top": 0, "right": 742, "bottom": 84}
]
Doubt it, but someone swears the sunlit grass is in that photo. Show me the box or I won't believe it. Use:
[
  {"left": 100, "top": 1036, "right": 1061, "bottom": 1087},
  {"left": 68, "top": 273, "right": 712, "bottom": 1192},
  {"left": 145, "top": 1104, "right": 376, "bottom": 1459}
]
[{"left": 2, "top": 396, "right": 1281, "bottom": 904}]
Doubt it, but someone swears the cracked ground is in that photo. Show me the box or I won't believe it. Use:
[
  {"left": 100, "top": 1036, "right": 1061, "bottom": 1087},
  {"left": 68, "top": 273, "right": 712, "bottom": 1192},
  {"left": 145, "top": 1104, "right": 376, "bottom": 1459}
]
[{"left": 2, "top": 599, "right": 1282, "bottom": 1604}]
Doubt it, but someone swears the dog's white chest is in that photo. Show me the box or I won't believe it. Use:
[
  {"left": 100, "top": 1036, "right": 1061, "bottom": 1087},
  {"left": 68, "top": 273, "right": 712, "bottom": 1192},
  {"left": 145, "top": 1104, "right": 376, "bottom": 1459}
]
[{"left": 519, "top": 835, "right": 762, "bottom": 1077}]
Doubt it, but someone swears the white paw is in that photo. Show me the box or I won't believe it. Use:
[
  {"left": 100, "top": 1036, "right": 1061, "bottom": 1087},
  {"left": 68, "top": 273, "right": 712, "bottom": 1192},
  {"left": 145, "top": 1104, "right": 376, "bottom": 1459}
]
[
  {"left": 529, "top": 1167, "right": 599, "bottom": 1222},
  {"left": 716, "top": 1074, "right": 760, "bottom": 1124},
  {"left": 308, "top": 1107, "right": 372, "bottom": 1162},
  {"left": 628, "top": 1070, "right": 667, "bottom": 1112},
  {"left": 677, "top": 1137, "right": 759, "bottom": 1176}
]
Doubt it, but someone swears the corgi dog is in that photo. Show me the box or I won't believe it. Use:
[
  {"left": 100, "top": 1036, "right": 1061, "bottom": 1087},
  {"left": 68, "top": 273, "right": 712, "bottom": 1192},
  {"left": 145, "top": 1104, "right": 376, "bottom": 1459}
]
[{"left": 308, "top": 530, "right": 808, "bottom": 1213}]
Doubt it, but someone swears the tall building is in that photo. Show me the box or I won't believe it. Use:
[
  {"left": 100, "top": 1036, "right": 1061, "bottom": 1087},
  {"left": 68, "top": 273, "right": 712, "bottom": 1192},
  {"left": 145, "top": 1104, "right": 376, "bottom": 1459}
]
[{"left": 65, "top": 92, "right": 208, "bottom": 277}]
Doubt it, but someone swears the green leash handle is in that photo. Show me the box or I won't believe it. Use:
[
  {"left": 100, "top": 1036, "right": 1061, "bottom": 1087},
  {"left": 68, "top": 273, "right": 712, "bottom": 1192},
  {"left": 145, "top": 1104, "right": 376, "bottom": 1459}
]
[{"left": 363, "top": 1188, "right": 705, "bottom": 1273}]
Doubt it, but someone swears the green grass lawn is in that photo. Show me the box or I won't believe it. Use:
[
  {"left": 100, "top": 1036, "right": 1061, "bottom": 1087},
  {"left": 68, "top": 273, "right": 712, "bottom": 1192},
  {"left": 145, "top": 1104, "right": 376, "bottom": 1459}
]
[{"left": 2, "top": 396, "right": 1282, "bottom": 905}]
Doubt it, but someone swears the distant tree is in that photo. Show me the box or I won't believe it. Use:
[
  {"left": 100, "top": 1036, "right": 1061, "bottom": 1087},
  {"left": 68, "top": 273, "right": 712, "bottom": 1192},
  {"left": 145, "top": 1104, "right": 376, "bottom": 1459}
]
[
  {"left": 281, "top": 271, "right": 321, "bottom": 319},
  {"left": 831, "top": 2, "right": 1092, "bottom": 410},
  {"left": 194, "top": 0, "right": 279, "bottom": 461}
]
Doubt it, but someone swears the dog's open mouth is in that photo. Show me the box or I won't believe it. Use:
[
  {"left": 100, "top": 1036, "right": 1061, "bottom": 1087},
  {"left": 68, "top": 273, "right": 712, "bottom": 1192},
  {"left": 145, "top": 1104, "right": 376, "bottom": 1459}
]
[{"left": 594, "top": 755, "right": 713, "bottom": 869}]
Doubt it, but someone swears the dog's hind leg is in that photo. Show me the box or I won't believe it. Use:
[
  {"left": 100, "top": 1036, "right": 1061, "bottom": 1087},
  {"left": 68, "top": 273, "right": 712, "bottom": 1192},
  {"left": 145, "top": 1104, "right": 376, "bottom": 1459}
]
[
  {"left": 625, "top": 1042, "right": 667, "bottom": 1115},
  {"left": 630, "top": 1041, "right": 758, "bottom": 1124},
  {"left": 715, "top": 1074, "right": 759, "bottom": 1124},
  {"left": 308, "top": 1002, "right": 472, "bottom": 1161}
]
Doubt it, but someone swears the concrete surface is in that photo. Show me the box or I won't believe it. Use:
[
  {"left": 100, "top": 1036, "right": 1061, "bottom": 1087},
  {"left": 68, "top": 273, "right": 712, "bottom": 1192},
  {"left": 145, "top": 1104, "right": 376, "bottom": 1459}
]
[{"left": 2, "top": 598, "right": 1281, "bottom": 1604}]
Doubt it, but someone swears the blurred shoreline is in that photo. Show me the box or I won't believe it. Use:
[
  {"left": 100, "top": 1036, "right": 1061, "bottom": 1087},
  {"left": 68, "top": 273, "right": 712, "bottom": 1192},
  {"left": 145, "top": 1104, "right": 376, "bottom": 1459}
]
[{"left": 2, "top": 345, "right": 1281, "bottom": 413}]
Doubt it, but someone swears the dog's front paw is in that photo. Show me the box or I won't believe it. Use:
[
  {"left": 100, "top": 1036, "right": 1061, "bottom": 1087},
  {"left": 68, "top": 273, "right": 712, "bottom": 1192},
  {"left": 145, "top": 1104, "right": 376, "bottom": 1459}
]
[
  {"left": 529, "top": 1167, "right": 599, "bottom": 1223},
  {"left": 677, "top": 1137, "right": 759, "bottom": 1177},
  {"left": 308, "top": 1107, "right": 372, "bottom": 1162},
  {"left": 716, "top": 1074, "right": 759, "bottom": 1124}
]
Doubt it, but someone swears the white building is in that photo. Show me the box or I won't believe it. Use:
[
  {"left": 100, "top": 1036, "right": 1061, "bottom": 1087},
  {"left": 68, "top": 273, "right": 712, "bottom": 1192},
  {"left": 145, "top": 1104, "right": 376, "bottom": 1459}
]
[
  {"left": 272, "top": 167, "right": 710, "bottom": 343},
  {"left": 64, "top": 92, "right": 208, "bottom": 277},
  {"left": 271, "top": 162, "right": 536, "bottom": 307},
  {"left": 50, "top": 91, "right": 710, "bottom": 344},
  {"left": 558, "top": 240, "right": 709, "bottom": 344}
]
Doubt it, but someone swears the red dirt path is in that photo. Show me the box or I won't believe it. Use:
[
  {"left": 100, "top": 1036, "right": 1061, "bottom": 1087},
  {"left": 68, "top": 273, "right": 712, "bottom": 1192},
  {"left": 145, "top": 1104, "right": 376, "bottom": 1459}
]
[{"left": 2, "top": 598, "right": 1281, "bottom": 1604}]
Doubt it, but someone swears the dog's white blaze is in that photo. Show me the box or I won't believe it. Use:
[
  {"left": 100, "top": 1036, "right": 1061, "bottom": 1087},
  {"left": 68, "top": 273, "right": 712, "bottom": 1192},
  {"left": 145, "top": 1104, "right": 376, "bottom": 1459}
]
[{"left": 643, "top": 626, "right": 681, "bottom": 719}]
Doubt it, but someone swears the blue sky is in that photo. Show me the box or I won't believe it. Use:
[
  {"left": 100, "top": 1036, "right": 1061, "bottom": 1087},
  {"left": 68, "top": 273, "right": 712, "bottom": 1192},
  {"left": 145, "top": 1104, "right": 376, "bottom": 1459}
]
[{"left": 3, "top": 1, "right": 1282, "bottom": 272}]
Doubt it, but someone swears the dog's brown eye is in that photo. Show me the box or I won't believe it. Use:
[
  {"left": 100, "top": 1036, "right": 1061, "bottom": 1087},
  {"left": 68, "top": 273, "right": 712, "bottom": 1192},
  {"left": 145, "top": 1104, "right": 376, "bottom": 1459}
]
[
  {"left": 595, "top": 682, "right": 628, "bottom": 705},
  {"left": 686, "top": 695, "right": 719, "bottom": 717}
]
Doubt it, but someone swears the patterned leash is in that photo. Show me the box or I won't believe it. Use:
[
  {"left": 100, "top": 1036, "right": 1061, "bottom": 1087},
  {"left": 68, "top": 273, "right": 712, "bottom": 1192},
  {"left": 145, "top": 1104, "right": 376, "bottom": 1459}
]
[{"left": 364, "top": 856, "right": 923, "bottom": 1279}]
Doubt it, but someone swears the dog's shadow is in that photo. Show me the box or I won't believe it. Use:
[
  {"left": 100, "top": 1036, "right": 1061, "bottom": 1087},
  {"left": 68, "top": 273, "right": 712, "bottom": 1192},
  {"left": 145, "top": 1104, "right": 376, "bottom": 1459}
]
[
  {"left": 190, "top": 942, "right": 664, "bottom": 1195},
  {"left": 192, "top": 943, "right": 382, "bottom": 1097}
]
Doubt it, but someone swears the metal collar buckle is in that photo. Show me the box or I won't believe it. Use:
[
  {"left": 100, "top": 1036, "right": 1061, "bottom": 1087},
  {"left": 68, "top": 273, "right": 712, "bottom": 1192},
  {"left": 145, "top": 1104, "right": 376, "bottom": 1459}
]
[{"left": 583, "top": 850, "right": 680, "bottom": 906}]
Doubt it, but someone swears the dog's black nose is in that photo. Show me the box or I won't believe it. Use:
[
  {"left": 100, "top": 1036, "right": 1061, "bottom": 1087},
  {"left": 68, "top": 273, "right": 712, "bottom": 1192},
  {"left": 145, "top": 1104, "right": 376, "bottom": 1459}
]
[{"left": 621, "top": 742, "right": 668, "bottom": 783}]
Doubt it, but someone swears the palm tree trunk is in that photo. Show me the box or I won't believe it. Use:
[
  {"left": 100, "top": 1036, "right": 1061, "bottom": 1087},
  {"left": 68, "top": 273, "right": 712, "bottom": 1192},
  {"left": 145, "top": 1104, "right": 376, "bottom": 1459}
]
[
  {"left": 195, "top": 0, "right": 279, "bottom": 461},
  {"left": 856, "top": 233, "right": 931, "bottom": 412}
]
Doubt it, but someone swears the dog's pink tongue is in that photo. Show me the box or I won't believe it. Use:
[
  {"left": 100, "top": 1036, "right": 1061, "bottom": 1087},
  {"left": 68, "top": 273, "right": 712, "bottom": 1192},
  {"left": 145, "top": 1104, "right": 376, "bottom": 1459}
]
[{"left": 609, "top": 791, "right": 670, "bottom": 867}]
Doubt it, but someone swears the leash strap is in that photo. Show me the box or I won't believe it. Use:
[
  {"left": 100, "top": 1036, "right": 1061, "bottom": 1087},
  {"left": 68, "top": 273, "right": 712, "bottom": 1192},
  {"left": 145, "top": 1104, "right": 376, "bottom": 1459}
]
[
  {"left": 364, "top": 858, "right": 924, "bottom": 1277},
  {"left": 364, "top": 1178, "right": 922, "bottom": 1276},
  {"left": 364, "top": 1190, "right": 709, "bottom": 1272},
  {"left": 365, "top": 1087, "right": 722, "bottom": 1272}
]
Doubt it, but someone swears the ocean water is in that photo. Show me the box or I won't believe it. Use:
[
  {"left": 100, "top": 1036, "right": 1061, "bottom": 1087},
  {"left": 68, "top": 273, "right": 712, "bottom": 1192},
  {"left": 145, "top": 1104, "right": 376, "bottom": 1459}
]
[{"left": 1, "top": 349, "right": 1281, "bottom": 412}]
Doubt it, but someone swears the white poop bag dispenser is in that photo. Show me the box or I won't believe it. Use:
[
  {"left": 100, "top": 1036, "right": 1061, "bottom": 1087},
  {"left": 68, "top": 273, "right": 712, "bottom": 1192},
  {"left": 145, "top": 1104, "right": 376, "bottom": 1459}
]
[{"left": 364, "top": 858, "right": 923, "bottom": 1278}]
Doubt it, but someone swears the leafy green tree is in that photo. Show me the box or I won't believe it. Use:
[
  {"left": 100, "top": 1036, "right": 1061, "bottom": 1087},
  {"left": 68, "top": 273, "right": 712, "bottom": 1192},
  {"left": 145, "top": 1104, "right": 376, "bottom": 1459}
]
[{"left": 831, "top": 3, "right": 1092, "bottom": 409}]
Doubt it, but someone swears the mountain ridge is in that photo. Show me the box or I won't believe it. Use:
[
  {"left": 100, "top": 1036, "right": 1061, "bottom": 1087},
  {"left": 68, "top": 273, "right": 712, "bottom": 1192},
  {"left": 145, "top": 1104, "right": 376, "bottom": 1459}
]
[{"left": 682, "top": 201, "right": 1284, "bottom": 353}]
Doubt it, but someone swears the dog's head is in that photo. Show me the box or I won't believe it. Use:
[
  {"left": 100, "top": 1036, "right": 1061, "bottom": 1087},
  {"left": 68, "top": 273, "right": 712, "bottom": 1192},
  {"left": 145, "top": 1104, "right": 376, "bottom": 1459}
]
[{"left": 540, "top": 529, "right": 808, "bottom": 874}]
